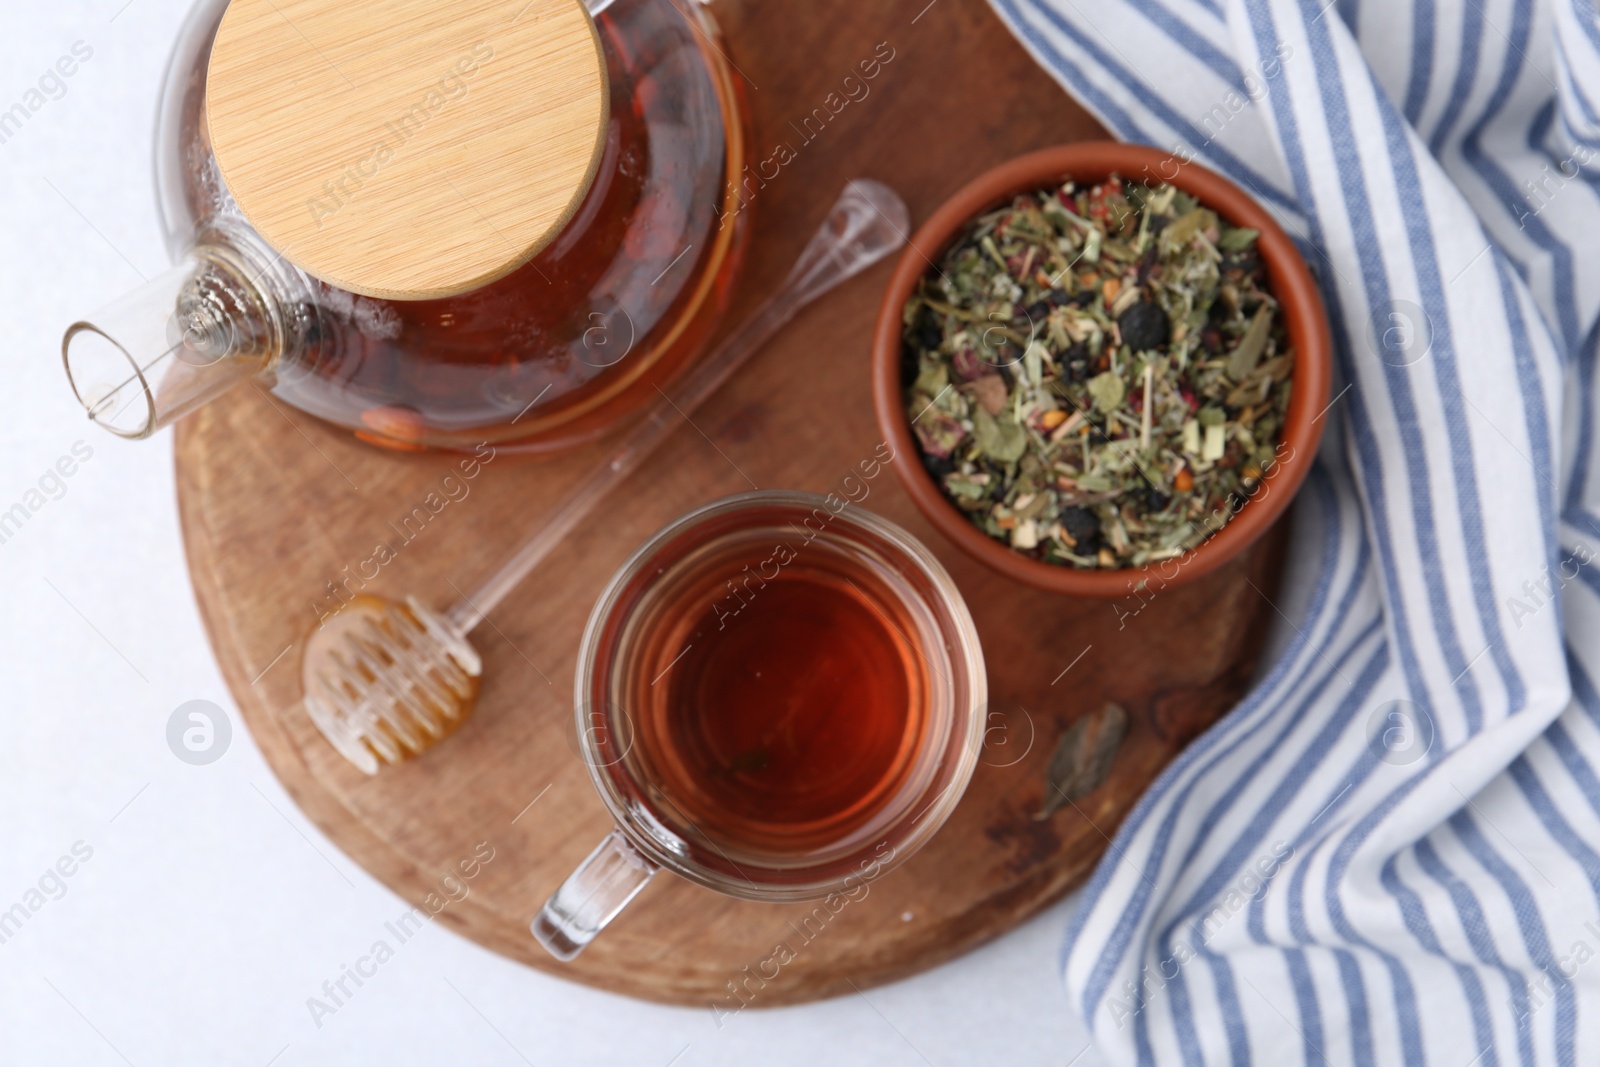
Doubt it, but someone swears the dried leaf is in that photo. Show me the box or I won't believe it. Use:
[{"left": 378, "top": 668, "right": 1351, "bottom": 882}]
[
  {"left": 1161, "top": 207, "right": 1214, "bottom": 252},
  {"left": 944, "top": 474, "right": 989, "bottom": 501},
  {"left": 1035, "top": 703, "right": 1127, "bottom": 820},
  {"left": 1087, "top": 370, "right": 1125, "bottom": 413},
  {"left": 1217, "top": 226, "right": 1260, "bottom": 251},
  {"left": 973, "top": 408, "right": 1028, "bottom": 463},
  {"left": 914, "top": 363, "right": 949, "bottom": 396},
  {"left": 1226, "top": 306, "right": 1271, "bottom": 381}
]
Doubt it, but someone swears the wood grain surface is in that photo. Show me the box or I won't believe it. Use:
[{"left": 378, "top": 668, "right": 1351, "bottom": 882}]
[
  {"left": 175, "top": 0, "right": 1290, "bottom": 1007},
  {"left": 207, "top": 0, "right": 608, "bottom": 299}
]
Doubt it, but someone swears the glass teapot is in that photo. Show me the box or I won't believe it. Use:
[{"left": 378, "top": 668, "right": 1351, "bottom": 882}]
[{"left": 63, "top": 0, "right": 748, "bottom": 452}]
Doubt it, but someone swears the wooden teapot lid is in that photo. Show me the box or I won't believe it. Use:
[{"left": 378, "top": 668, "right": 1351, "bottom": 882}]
[{"left": 206, "top": 0, "right": 609, "bottom": 300}]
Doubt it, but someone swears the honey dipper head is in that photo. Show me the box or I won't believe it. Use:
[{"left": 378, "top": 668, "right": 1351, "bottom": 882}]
[{"left": 302, "top": 595, "right": 482, "bottom": 774}]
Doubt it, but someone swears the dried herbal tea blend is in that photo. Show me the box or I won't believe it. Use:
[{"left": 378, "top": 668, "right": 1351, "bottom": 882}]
[{"left": 902, "top": 175, "right": 1294, "bottom": 570}]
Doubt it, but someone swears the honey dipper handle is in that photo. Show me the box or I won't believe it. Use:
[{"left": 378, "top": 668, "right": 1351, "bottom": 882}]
[{"left": 445, "top": 180, "right": 910, "bottom": 634}]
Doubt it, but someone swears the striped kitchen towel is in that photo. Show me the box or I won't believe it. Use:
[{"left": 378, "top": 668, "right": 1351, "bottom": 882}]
[{"left": 984, "top": 0, "right": 1600, "bottom": 1063}]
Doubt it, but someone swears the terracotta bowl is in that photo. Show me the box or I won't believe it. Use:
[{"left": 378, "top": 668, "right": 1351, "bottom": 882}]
[{"left": 870, "top": 143, "right": 1332, "bottom": 599}]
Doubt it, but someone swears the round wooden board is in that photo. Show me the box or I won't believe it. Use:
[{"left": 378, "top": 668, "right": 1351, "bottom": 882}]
[{"left": 175, "top": 0, "right": 1291, "bottom": 1007}]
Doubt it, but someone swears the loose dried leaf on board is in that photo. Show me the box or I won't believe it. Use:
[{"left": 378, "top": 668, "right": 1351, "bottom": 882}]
[{"left": 1035, "top": 702, "right": 1128, "bottom": 820}]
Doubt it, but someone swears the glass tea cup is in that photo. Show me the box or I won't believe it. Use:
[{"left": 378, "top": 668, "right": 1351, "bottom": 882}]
[{"left": 533, "top": 490, "right": 987, "bottom": 960}]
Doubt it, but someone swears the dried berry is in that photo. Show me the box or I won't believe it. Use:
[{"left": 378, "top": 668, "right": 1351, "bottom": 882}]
[
  {"left": 1057, "top": 506, "right": 1101, "bottom": 550},
  {"left": 1138, "top": 487, "right": 1172, "bottom": 513},
  {"left": 1022, "top": 300, "right": 1053, "bottom": 327},
  {"left": 1061, "top": 340, "right": 1092, "bottom": 383},
  {"left": 1118, "top": 301, "right": 1169, "bottom": 353}
]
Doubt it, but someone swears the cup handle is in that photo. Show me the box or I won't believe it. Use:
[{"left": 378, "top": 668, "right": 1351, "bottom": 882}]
[{"left": 532, "top": 828, "right": 658, "bottom": 961}]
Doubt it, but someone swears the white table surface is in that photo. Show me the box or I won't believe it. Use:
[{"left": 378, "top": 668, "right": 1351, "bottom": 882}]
[{"left": 0, "top": 1, "right": 1111, "bottom": 1063}]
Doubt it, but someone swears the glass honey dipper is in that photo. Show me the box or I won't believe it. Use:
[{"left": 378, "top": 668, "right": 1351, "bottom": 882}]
[{"left": 300, "top": 180, "right": 910, "bottom": 773}]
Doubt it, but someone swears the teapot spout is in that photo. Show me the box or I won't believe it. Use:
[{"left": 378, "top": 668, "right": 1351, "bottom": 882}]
[{"left": 63, "top": 245, "right": 280, "bottom": 438}]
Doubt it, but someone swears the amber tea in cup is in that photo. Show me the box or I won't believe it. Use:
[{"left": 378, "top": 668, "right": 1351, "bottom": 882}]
[
  {"left": 533, "top": 490, "right": 986, "bottom": 960},
  {"left": 637, "top": 525, "right": 934, "bottom": 854}
]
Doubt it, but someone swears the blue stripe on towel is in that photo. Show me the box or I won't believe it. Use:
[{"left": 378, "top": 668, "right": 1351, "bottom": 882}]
[{"left": 986, "top": 0, "right": 1600, "bottom": 1061}]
